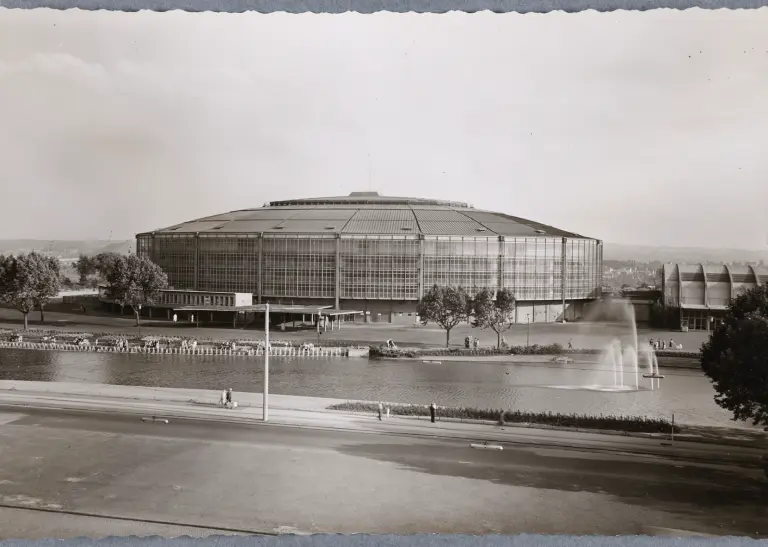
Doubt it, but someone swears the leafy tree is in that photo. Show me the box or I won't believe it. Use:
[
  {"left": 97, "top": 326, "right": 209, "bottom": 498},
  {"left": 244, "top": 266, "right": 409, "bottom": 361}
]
[
  {"left": 30, "top": 253, "right": 61, "bottom": 324},
  {"left": 75, "top": 254, "right": 97, "bottom": 286},
  {"left": 93, "top": 252, "right": 123, "bottom": 282},
  {"left": 471, "top": 287, "right": 516, "bottom": 348},
  {"left": 0, "top": 253, "right": 60, "bottom": 329},
  {"left": 700, "top": 284, "right": 768, "bottom": 426},
  {"left": 104, "top": 255, "right": 168, "bottom": 327},
  {"left": 416, "top": 284, "right": 471, "bottom": 347}
]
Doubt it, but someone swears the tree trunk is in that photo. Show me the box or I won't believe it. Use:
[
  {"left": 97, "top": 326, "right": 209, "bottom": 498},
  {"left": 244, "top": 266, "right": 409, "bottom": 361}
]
[
  {"left": 445, "top": 328, "right": 451, "bottom": 347},
  {"left": 39, "top": 305, "right": 45, "bottom": 325},
  {"left": 134, "top": 310, "right": 141, "bottom": 327},
  {"left": 23, "top": 313, "right": 28, "bottom": 330},
  {"left": 497, "top": 331, "right": 501, "bottom": 349}
]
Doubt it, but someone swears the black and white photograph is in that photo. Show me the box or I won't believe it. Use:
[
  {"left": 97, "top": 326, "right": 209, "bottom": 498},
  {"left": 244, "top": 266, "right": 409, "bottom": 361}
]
[{"left": 0, "top": 6, "right": 767, "bottom": 539}]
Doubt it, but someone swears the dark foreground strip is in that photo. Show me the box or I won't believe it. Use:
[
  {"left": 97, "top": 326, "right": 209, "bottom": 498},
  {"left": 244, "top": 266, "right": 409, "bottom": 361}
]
[{"left": 0, "top": 502, "right": 279, "bottom": 536}]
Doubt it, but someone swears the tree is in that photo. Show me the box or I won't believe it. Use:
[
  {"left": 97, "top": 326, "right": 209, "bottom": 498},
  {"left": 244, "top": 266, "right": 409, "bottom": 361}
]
[
  {"left": 416, "top": 284, "right": 471, "bottom": 347},
  {"left": 30, "top": 253, "right": 61, "bottom": 324},
  {"left": 0, "top": 253, "right": 60, "bottom": 330},
  {"left": 104, "top": 255, "right": 168, "bottom": 327},
  {"left": 93, "top": 252, "right": 122, "bottom": 282},
  {"left": 471, "top": 287, "right": 516, "bottom": 348},
  {"left": 75, "top": 254, "right": 97, "bottom": 286},
  {"left": 700, "top": 284, "right": 768, "bottom": 426}
]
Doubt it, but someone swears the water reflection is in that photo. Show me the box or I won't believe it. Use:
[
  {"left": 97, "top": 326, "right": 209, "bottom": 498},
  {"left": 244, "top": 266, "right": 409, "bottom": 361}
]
[{"left": 0, "top": 348, "right": 738, "bottom": 429}]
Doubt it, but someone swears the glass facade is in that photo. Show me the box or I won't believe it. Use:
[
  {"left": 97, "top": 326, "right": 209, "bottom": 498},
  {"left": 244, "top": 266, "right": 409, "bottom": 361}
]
[
  {"left": 137, "top": 232, "right": 603, "bottom": 303},
  {"left": 565, "top": 238, "right": 601, "bottom": 299},
  {"left": 340, "top": 236, "right": 420, "bottom": 300},
  {"left": 502, "top": 238, "right": 562, "bottom": 301},
  {"left": 146, "top": 234, "right": 196, "bottom": 290},
  {"left": 197, "top": 234, "right": 259, "bottom": 293},
  {"left": 262, "top": 235, "right": 336, "bottom": 298},
  {"left": 423, "top": 237, "right": 500, "bottom": 296}
]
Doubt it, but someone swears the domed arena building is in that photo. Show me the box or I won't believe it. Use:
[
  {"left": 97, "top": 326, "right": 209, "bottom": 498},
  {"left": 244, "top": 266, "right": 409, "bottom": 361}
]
[{"left": 134, "top": 192, "right": 604, "bottom": 324}]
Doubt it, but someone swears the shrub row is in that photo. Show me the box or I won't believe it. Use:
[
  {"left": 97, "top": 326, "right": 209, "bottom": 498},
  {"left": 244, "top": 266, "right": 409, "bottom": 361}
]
[
  {"left": 369, "top": 345, "right": 701, "bottom": 359},
  {"left": 328, "top": 401, "right": 680, "bottom": 434},
  {"left": 0, "top": 327, "right": 367, "bottom": 350}
]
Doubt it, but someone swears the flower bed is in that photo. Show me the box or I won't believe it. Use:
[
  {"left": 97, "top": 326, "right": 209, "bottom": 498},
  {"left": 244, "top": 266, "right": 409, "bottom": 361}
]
[
  {"left": 328, "top": 401, "right": 680, "bottom": 434},
  {"left": 369, "top": 345, "right": 701, "bottom": 359}
]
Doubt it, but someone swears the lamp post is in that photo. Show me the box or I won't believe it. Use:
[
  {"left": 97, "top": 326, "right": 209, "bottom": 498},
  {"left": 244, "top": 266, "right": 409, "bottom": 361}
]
[
  {"left": 263, "top": 303, "right": 270, "bottom": 422},
  {"left": 526, "top": 313, "right": 531, "bottom": 347},
  {"left": 138, "top": 304, "right": 142, "bottom": 338}
]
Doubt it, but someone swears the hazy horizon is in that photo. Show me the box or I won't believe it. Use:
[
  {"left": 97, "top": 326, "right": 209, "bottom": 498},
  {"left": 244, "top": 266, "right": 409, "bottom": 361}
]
[{"left": 1, "top": 8, "right": 767, "bottom": 249}]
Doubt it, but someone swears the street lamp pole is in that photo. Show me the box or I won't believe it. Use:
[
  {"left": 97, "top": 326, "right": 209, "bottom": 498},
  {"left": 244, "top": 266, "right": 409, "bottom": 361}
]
[
  {"left": 263, "top": 303, "right": 270, "bottom": 422},
  {"left": 138, "top": 304, "right": 142, "bottom": 338},
  {"left": 526, "top": 313, "right": 530, "bottom": 347}
]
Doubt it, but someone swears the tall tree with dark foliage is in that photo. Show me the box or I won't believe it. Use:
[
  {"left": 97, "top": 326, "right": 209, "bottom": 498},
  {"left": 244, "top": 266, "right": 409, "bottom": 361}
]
[
  {"left": 700, "top": 283, "right": 768, "bottom": 426},
  {"left": 104, "top": 255, "right": 169, "bottom": 327},
  {"left": 417, "top": 284, "right": 471, "bottom": 347},
  {"left": 0, "top": 253, "right": 61, "bottom": 329},
  {"left": 471, "top": 287, "right": 516, "bottom": 348}
]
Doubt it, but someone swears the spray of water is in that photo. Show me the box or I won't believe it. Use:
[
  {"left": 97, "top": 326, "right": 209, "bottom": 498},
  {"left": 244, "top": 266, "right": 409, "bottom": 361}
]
[{"left": 596, "top": 300, "right": 662, "bottom": 392}]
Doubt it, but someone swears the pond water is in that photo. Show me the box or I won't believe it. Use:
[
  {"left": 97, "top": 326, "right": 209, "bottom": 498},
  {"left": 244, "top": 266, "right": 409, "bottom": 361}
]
[{"left": 0, "top": 348, "right": 743, "bottom": 429}]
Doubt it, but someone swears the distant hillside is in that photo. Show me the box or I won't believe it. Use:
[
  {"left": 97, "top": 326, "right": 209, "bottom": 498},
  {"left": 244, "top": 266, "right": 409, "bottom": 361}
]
[
  {"left": 603, "top": 242, "right": 768, "bottom": 264},
  {"left": 0, "top": 239, "right": 133, "bottom": 259}
]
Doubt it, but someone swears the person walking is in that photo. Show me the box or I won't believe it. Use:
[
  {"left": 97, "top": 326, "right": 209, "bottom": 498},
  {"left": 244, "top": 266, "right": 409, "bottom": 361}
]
[
  {"left": 429, "top": 402, "right": 436, "bottom": 423},
  {"left": 378, "top": 402, "right": 383, "bottom": 421},
  {"left": 226, "top": 388, "right": 233, "bottom": 407}
]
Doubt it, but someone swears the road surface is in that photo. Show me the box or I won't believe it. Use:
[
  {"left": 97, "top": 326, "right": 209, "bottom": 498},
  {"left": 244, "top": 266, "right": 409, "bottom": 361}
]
[{"left": 0, "top": 407, "right": 765, "bottom": 538}]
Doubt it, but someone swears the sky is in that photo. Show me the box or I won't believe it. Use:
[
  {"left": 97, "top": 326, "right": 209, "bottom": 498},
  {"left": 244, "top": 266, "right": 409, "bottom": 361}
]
[{"left": 0, "top": 8, "right": 767, "bottom": 249}]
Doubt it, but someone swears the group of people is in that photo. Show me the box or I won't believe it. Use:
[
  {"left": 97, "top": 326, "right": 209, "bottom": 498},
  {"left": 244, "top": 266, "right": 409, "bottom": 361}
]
[
  {"left": 385, "top": 339, "right": 398, "bottom": 350},
  {"left": 220, "top": 388, "right": 236, "bottom": 408},
  {"left": 649, "top": 338, "right": 682, "bottom": 351},
  {"left": 179, "top": 339, "right": 198, "bottom": 350},
  {"left": 464, "top": 336, "right": 480, "bottom": 349}
]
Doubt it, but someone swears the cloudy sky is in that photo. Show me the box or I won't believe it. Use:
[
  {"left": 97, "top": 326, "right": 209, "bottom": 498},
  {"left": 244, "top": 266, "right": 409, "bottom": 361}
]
[{"left": 0, "top": 8, "right": 766, "bottom": 249}]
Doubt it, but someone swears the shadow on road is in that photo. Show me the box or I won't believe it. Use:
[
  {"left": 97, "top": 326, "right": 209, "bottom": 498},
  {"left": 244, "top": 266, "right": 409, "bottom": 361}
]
[{"left": 336, "top": 441, "right": 768, "bottom": 535}]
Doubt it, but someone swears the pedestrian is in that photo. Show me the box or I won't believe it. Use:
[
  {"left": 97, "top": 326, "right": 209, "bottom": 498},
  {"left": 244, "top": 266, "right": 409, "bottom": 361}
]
[
  {"left": 568, "top": 339, "right": 573, "bottom": 350},
  {"left": 220, "top": 390, "right": 227, "bottom": 407},
  {"left": 378, "top": 402, "right": 383, "bottom": 421},
  {"left": 429, "top": 402, "right": 436, "bottom": 423},
  {"left": 173, "top": 314, "right": 178, "bottom": 323},
  {"left": 226, "top": 388, "right": 233, "bottom": 406}
]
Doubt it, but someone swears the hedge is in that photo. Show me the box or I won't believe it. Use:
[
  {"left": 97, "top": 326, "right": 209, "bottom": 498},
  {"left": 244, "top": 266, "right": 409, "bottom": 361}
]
[
  {"left": 369, "top": 345, "right": 701, "bottom": 359},
  {"left": 328, "top": 401, "right": 680, "bottom": 434}
]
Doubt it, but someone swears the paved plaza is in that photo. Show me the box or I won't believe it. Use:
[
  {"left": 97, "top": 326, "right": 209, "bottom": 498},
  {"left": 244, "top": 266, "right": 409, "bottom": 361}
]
[{"left": 0, "top": 306, "right": 711, "bottom": 351}]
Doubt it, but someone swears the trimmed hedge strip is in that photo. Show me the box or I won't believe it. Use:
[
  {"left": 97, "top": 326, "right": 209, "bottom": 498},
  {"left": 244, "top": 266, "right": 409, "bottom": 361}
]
[
  {"left": 369, "top": 345, "right": 701, "bottom": 359},
  {"left": 328, "top": 401, "right": 680, "bottom": 434}
]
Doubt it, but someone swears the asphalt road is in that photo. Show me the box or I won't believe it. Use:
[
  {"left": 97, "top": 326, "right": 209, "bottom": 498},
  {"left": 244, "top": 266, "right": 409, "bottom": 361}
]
[{"left": 0, "top": 407, "right": 766, "bottom": 539}]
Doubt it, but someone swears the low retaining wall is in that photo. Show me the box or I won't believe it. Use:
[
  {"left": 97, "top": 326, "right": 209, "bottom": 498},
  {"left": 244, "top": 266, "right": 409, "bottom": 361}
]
[{"left": 0, "top": 341, "right": 368, "bottom": 358}]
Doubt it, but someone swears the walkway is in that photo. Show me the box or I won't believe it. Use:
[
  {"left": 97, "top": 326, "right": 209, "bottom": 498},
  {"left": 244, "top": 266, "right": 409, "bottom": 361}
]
[{"left": 0, "top": 381, "right": 763, "bottom": 466}]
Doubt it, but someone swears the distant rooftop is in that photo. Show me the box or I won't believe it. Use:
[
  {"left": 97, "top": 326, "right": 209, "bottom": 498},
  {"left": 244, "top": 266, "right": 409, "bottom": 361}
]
[{"left": 266, "top": 191, "right": 472, "bottom": 209}]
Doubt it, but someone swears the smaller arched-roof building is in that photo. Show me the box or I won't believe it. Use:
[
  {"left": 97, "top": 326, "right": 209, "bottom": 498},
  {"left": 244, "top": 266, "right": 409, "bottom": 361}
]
[{"left": 661, "top": 263, "right": 768, "bottom": 331}]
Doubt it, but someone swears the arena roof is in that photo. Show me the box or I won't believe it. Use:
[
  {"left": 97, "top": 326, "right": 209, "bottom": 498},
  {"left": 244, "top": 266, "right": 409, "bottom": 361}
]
[{"left": 141, "top": 192, "right": 593, "bottom": 240}]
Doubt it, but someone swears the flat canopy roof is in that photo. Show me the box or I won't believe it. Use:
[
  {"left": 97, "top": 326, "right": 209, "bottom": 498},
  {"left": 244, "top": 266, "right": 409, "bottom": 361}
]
[{"left": 173, "top": 304, "right": 363, "bottom": 316}]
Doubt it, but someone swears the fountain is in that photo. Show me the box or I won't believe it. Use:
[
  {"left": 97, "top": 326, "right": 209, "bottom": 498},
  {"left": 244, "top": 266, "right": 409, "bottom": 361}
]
[
  {"left": 597, "top": 300, "right": 664, "bottom": 391},
  {"left": 546, "top": 300, "right": 664, "bottom": 393}
]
